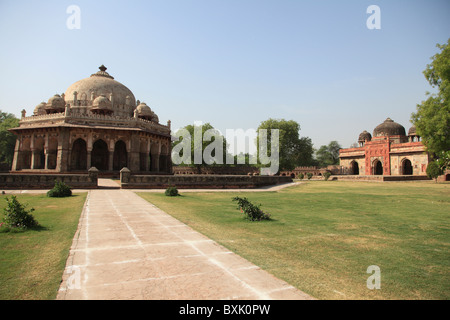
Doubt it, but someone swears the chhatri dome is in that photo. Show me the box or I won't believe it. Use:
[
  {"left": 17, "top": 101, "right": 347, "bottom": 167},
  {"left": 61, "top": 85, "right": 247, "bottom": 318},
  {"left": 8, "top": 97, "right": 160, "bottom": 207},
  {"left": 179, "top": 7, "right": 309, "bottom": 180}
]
[
  {"left": 358, "top": 130, "right": 372, "bottom": 142},
  {"left": 135, "top": 102, "right": 159, "bottom": 122},
  {"left": 45, "top": 94, "right": 66, "bottom": 114},
  {"left": 91, "top": 95, "right": 113, "bottom": 115}
]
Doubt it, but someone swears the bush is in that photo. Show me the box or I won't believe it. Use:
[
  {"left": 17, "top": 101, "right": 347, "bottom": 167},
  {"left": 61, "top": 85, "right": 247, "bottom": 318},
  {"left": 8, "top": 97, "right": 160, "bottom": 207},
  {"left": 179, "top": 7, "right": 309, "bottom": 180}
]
[
  {"left": 47, "top": 180, "right": 72, "bottom": 198},
  {"left": 2, "top": 195, "right": 38, "bottom": 231},
  {"left": 298, "top": 173, "right": 304, "bottom": 180},
  {"left": 306, "top": 172, "right": 313, "bottom": 180},
  {"left": 323, "top": 172, "right": 331, "bottom": 181},
  {"left": 232, "top": 196, "right": 271, "bottom": 221},
  {"left": 165, "top": 186, "right": 179, "bottom": 196}
]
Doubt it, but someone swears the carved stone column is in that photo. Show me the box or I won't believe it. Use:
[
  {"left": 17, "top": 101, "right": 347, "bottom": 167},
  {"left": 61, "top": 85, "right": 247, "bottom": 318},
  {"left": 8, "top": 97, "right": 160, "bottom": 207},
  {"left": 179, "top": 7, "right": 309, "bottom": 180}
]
[
  {"left": 44, "top": 148, "right": 49, "bottom": 170},
  {"left": 56, "top": 128, "right": 70, "bottom": 172},
  {"left": 44, "top": 135, "right": 49, "bottom": 170},
  {"left": 108, "top": 149, "right": 114, "bottom": 171},
  {"left": 86, "top": 150, "right": 92, "bottom": 170}
]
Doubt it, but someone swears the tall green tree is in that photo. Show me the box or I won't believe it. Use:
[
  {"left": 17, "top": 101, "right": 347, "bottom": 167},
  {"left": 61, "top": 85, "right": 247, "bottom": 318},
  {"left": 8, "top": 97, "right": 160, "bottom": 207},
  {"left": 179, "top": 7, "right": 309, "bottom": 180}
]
[
  {"left": 411, "top": 39, "right": 450, "bottom": 162},
  {"left": 315, "top": 141, "right": 342, "bottom": 167},
  {"left": 172, "top": 122, "right": 228, "bottom": 171},
  {"left": 0, "top": 111, "right": 19, "bottom": 168},
  {"left": 257, "top": 118, "right": 314, "bottom": 172}
]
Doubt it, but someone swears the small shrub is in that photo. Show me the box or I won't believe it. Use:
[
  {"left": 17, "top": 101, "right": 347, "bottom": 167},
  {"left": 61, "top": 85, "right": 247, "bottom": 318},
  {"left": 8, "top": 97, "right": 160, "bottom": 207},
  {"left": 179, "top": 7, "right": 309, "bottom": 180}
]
[
  {"left": 165, "top": 186, "right": 179, "bottom": 196},
  {"left": 306, "top": 172, "right": 313, "bottom": 180},
  {"left": 298, "top": 173, "right": 304, "bottom": 180},
  {"left": 47, "top": 180, "right": 72, "bottom": 197},
  {"left": 323, "top": 172, "right": 331, "bottom": 181},
  {"left": 2, "top": 195, "right": 39, "bottom": 231},
  {"left": 232, "top": 196, "right": 271, "bottom": 221}
]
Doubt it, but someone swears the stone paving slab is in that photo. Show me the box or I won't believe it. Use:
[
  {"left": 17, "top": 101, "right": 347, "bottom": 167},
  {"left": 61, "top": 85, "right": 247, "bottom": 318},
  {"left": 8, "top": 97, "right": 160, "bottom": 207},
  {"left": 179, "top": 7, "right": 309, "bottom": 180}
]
[{"left": 56, "top": 188, "right": 314, "bottom": 300}]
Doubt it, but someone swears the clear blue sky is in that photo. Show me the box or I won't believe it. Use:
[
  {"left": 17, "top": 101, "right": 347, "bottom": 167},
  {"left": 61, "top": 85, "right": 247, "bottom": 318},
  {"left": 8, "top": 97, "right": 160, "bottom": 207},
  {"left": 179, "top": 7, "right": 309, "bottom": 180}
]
[{"left": 0, "top": 0, "right": 449, "bottom": 149}]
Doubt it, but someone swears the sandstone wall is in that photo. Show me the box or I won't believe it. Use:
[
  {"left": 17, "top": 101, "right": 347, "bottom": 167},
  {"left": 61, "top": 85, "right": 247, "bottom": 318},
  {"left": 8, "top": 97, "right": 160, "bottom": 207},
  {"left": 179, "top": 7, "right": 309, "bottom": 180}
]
[{"left": 120, "top": 170, "right": 292, "bottom": 189}]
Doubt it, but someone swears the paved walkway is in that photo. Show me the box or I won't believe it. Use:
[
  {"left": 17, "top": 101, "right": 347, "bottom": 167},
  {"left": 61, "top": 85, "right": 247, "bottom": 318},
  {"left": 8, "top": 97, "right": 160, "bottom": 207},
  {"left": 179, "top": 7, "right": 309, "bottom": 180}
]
[{"left": 56, "top": 182, "right": 313, "bottom": 300}]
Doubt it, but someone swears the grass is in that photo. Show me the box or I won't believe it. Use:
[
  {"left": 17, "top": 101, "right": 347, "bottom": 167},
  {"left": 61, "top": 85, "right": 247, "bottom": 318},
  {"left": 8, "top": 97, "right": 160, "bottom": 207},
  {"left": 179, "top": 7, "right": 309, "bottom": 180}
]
[
  {"left": 0, "top": 193, "right": 87, "bottom": 300},
  {"left": 138, "top": 181, "right": 450, "bottom": 300}
]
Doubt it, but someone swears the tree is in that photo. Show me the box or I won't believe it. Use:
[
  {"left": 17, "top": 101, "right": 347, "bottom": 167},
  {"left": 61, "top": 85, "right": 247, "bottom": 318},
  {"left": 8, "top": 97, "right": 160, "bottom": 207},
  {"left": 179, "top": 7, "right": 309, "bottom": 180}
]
[
  {"left": 233, "top": 153, "right": 257, "bottom": 167},
  {"left": 257, "top": 118, "right": 315, "bottom": 172},
  {"left": 315, "top": 141, "right": 342, "bottom": 167},
  {"left": 0, "top": 111, "right": 19, "bottom": 168},
  {"left": 172, "top": 122, "right": 228, "bottom": 171},
  {"left": 411, "top": 39, "right": 450, "bottom": 161},
  {"left": 426, "top": 161, "right": 443, "bottom": 182}
]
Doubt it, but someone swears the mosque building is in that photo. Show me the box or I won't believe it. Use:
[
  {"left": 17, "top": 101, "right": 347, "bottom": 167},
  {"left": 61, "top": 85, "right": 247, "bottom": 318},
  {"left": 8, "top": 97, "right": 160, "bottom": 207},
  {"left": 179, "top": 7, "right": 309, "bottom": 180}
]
[{"left": 339, "top": 117, "right": 429, "bottom": 176}]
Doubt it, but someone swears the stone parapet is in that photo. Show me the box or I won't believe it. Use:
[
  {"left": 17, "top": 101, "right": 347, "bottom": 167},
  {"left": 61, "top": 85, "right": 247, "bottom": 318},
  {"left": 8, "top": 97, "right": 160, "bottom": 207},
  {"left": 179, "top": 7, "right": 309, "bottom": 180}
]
[
  {"left": 331, "top": 175, "right": 431, "bottom": 181},
  {"left": 173, "top": 166, "right": 260, "bottom": 175},
  {"left": 120, "top": 172, "right": 292, "bottom": 189},
  {"left": 17, "top": 110, "right": 170, "bottom": 136},
  {"left": 0, "top": 171, "right": 98, "bottom": 189}
]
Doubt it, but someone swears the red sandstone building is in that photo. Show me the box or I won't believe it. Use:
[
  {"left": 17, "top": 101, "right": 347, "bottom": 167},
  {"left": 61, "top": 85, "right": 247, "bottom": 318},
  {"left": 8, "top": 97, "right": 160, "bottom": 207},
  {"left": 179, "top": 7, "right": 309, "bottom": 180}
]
[{"left": 339, "top": 118, "right": 429, "bottom": 176}]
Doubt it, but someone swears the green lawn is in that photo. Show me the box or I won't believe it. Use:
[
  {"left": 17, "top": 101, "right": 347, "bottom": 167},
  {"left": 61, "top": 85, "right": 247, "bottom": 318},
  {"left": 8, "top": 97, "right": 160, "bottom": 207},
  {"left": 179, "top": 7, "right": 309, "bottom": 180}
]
[
  {"left": 138, "top": 181, "right": 450, "bottom": 300},
  {"left": 0, "top": 193, "right": 87, "bottom": 300}
]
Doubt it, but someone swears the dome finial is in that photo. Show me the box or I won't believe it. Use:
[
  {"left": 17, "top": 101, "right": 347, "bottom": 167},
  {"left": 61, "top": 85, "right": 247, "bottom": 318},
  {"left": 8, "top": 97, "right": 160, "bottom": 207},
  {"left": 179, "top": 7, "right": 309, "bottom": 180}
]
[{"left": 91, "top": 65, "right": 114, "bottom": 79}]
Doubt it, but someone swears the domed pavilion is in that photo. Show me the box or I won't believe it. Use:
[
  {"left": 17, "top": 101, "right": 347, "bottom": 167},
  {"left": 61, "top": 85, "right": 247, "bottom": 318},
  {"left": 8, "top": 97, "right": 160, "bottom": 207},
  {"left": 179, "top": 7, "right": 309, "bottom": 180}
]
[
  {"left": 9, "top": 65, "right": 172, "bottom": 174},
  {"left": 339, "top": 117, "right": 429, "bottom": 176}
]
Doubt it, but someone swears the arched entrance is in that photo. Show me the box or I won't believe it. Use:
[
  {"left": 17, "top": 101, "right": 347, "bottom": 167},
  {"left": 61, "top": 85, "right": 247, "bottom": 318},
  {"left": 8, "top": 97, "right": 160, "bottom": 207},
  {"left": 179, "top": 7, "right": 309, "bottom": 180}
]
[
  {"left": 47, "top": 137, "right": 58, "bottom": 170},
  {"left": 113, "top": 140, "right": 128, "bottom": 171},
  {"left": 150, "top": 143, "right": 160, "bottom": 172},
  {"left": 373, "top": 160, "right": 383, "bottom": 175},
  {"left": 351, "top": 161, "right": 359, "bottom": 175},
  {"left": 33, "top": 138, "right": 45, "bottom": 170},
  {"left": 71, "top": 138, "right": 87, "bottom": 170},
  {"left": 19, "top": 138, "right": 31, "bottom": 170},
  {"left": 92, "top": 139, "right": 109, "bottom": 171},
  {"left": 402, "top": 159, "right": 413, "bottom": 175},
  {"left": 139, "top": 140, "right": 149, "bottom": 172},
  {"left": 160, "top": 144, "right": 169, "bottom": 173}
]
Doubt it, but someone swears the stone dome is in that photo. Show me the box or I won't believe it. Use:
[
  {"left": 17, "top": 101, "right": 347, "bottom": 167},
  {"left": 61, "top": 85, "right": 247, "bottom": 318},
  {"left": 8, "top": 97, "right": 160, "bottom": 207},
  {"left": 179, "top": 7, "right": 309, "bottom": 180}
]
[
  {"left": 33, "top": 102, "right": 47, "bottom": 116},
  {"left": 151, "top": 112, "right": 159, "bottom": 123},
  {"left": 408, "top": 125, "right": 417, "bottom": 136},
  {"left": 135, "top": 102, "right": 159, "bottom": 122},
  {"left": 65, "top": 65, "right": 136, "bottom": 112},
  {"left": 358, "top": 130, "right": 372, "bottom": 142},
  {"left": 135, "top": 102, "right": 152, "bottom": 117},
  {"left": 373, "top": 118, "right": 406, "bottom": 137},
  {"left": 45, "top": 94, "right": 65, "bottom": 112},
  {"left": 91, "top": 95, "right": 113, "bottom": 113}
]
